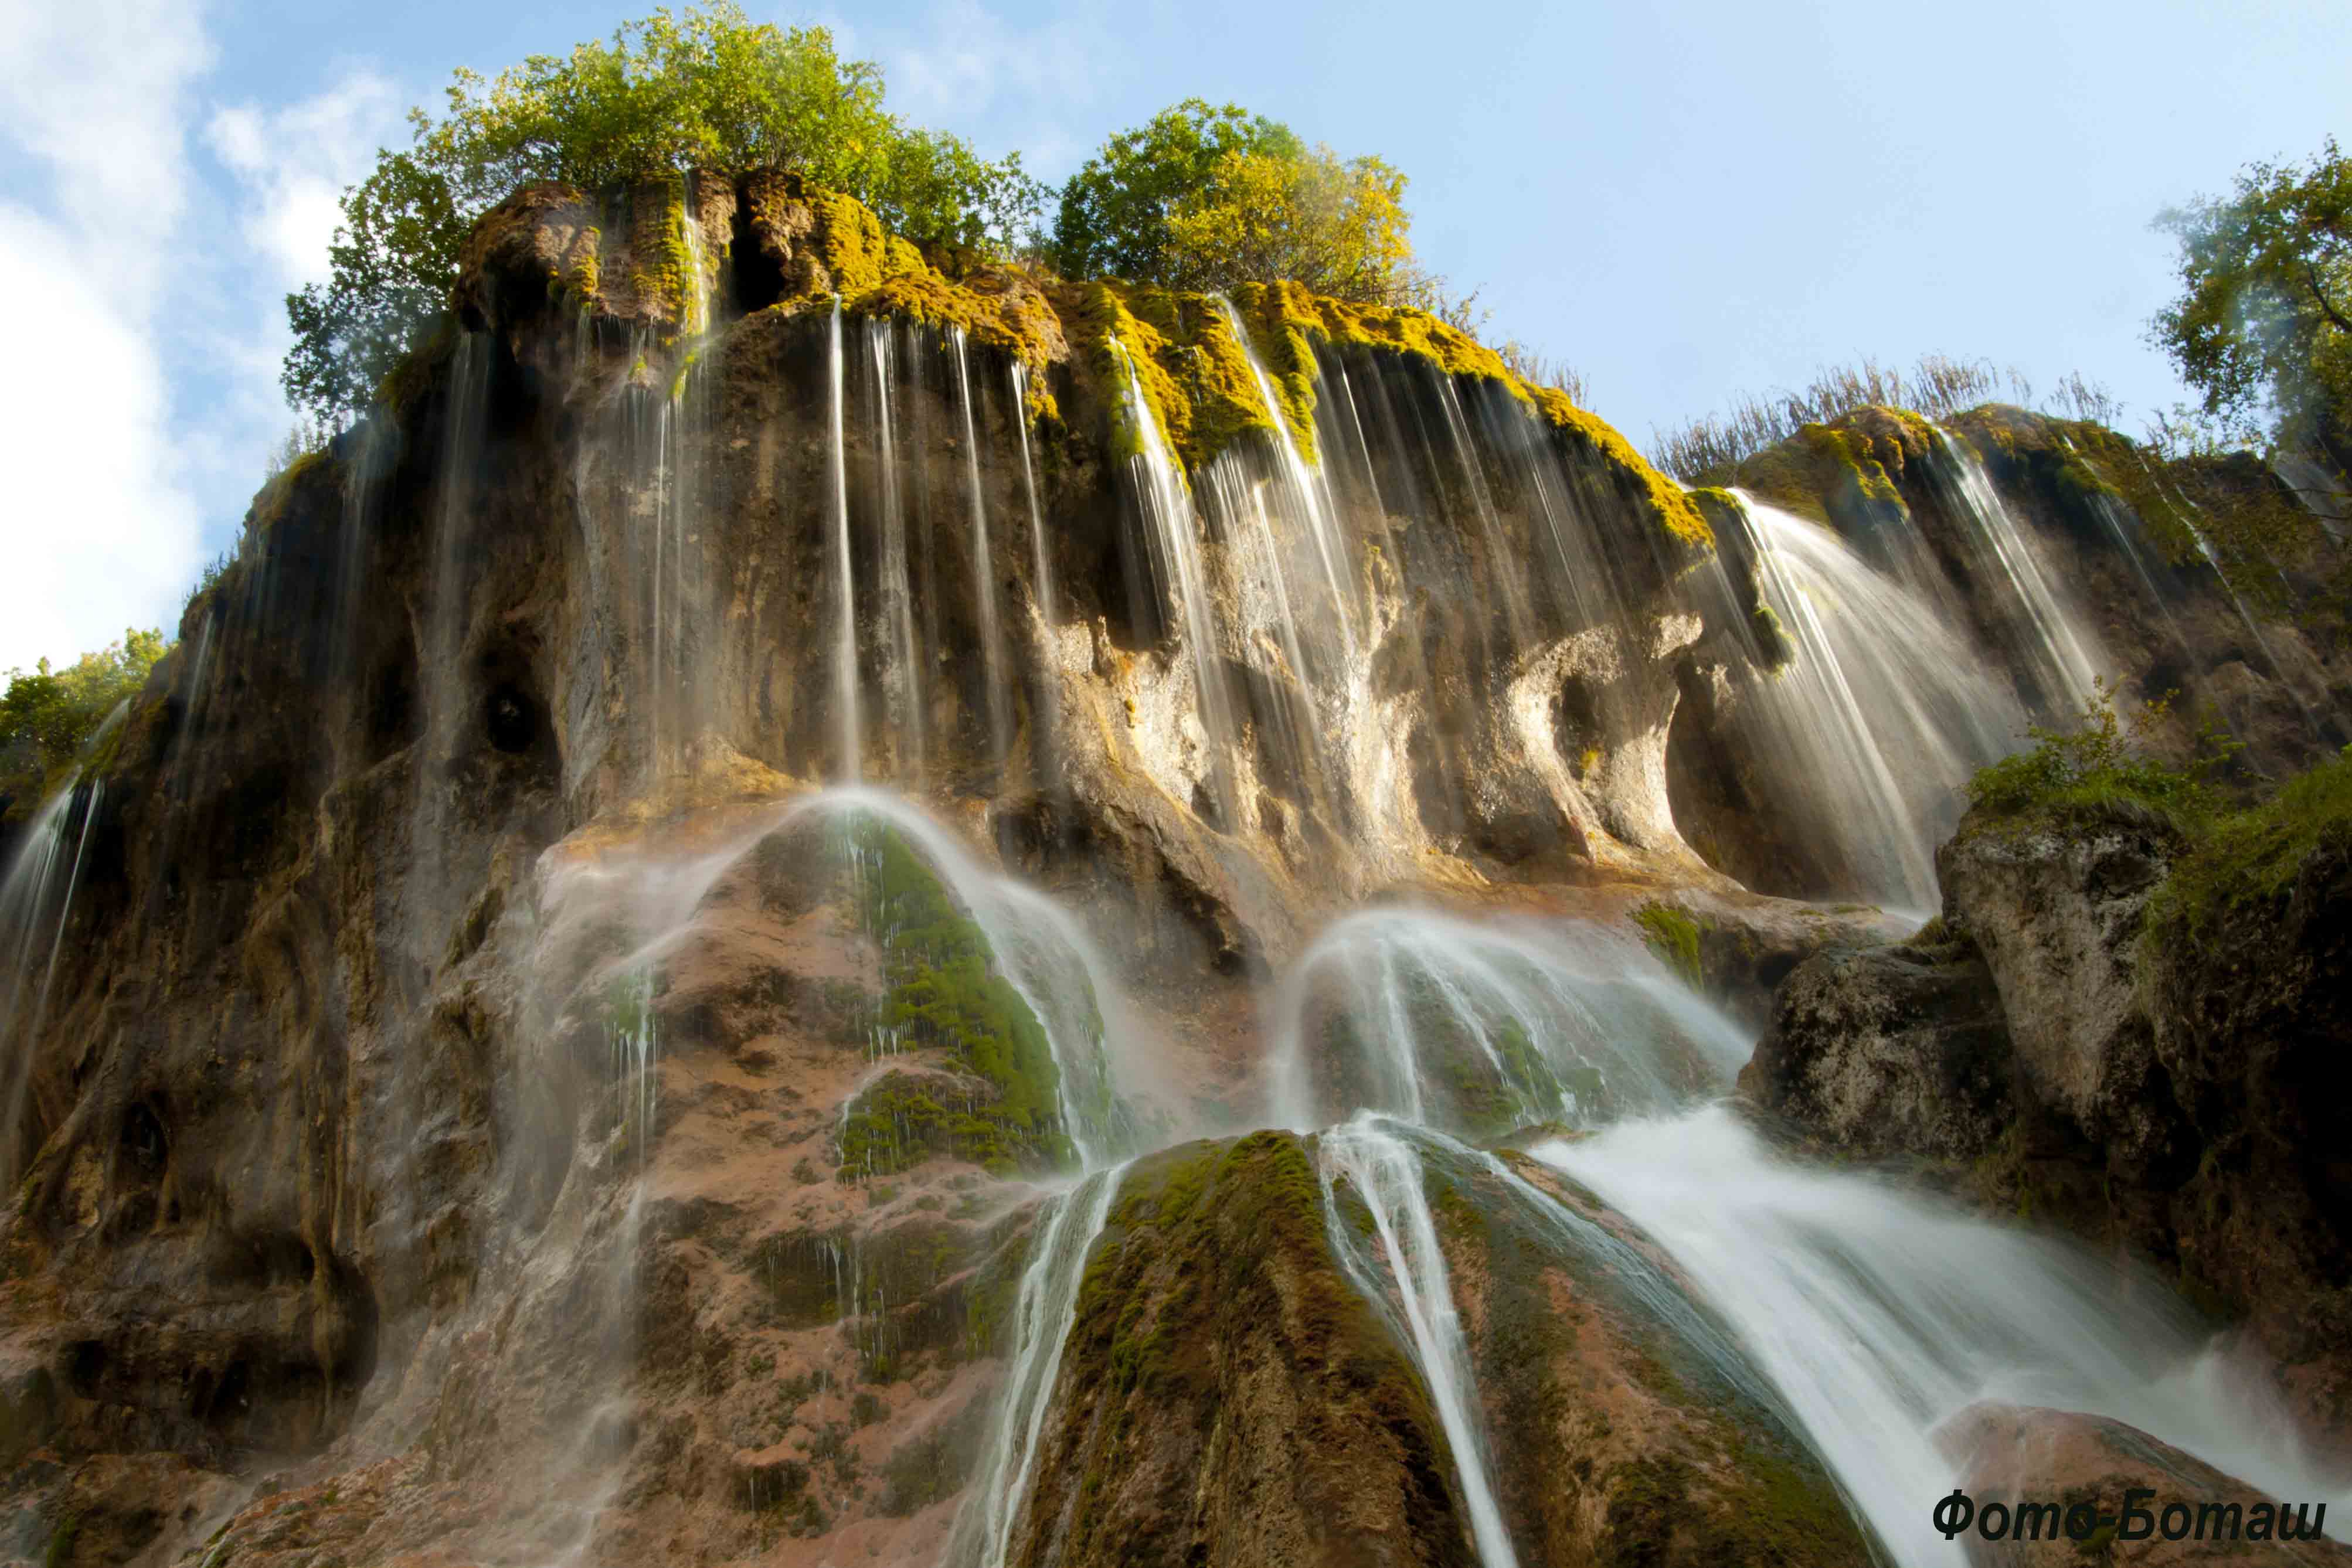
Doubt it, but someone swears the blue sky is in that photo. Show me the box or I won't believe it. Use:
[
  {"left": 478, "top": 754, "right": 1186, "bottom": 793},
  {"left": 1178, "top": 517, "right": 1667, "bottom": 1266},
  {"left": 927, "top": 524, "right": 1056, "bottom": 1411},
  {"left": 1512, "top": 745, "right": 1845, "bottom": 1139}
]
[{"left": 2, "top": 0, "right": 2345, "bottom": 672}]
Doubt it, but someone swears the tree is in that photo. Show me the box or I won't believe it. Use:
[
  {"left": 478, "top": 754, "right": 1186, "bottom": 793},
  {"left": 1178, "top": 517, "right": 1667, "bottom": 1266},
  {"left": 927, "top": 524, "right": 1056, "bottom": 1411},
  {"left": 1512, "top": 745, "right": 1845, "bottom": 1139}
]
[
  {"left": 2152, "top": 138, "right": 2352, "bottom": 469},
  {"left": 1049, "top": 100, "right": 1436, "bottom": 307},
  {"left": 1160, "top": 145, "right": 1421, "bottom": 304},
  {"left": 1048, "top": 100, "right": 1301, "bottom": 284},
  {"left": 0, "top": 630, "right": 168, "bottom": 818},
  {"left": 284, "top": 3, "right": 1044, "bottom": 424}
]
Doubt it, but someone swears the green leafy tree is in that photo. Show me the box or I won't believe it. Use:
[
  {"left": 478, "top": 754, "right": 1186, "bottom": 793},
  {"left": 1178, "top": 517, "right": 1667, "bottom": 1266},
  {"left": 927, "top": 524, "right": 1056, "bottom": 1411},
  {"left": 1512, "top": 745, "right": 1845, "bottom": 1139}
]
[
  {"left": 2152, "top": 138, "right": 2352, "bottom": 470},
  {"left": 1049, "top": 99, "right": 1435, "bottom": 307},
  {"left": 285, "top": 2, "right": 1045, "bottom": 423},
  {"left": 1049, "top": 100, "right": 1301, "bottom": 283},
  {"left": 1, "top": 630, "right": 168, "bottom": 819},
  {"left": 1161, "top": 145, "right": 1422, "bottom": 304}
]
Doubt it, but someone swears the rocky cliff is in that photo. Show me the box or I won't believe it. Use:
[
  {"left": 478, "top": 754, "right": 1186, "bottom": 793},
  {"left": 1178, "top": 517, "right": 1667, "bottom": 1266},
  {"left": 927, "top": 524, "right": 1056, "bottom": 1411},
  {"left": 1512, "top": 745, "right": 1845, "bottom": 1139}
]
[{"left": 2, "top": 166, "right": 2348, "bottom": 1566}]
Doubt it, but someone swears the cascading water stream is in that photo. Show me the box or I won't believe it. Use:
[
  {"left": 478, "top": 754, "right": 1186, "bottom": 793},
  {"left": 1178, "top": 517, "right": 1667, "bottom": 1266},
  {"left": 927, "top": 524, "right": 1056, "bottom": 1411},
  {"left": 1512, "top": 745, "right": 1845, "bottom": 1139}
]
[
  {"left": 1110, "top": 339, "right": 1242, "bottom": 826},
  {"left": 1212, "top": 298, "right": 1358, "bottom": 664},
  {"left": 829, "top": 300, "right": 863, "bottom": 781},
  {"left": 1923, "top": 426, "right": 2108, "bottom": 720},
  {"left": 952, "top": 328, "right": 1014, "bottom": 770},
  {"left": 1535, "top": 1106, "right": 2352, "bottom": 1564},
  {"left": 1009, "top": 363, "right": 1058, "bottom": 631},
  {"left": 1319, "top": 1118, "right": 1520, "bottom": 1568},
  {"left": 786, "top": 787, "right": 1136, "bottom": 1164},
  {"left": 1270, "top": 905, "right": 1748, "bottom": 1134},
  {"left": 1713, "top": 491, "right": 2018, "bottom": 913},
  {"left": 2113, "top": 441, "right": 2335, "bottom": 734},
  {"left": 0, "top": 764, "right": 108, "bottom": 1179},
  {"left": 867, "top": 321, "right": 926, "bottom": 777},
  {"left": 947, "top": 1162, "right": 1131, "bottom": 1568}
]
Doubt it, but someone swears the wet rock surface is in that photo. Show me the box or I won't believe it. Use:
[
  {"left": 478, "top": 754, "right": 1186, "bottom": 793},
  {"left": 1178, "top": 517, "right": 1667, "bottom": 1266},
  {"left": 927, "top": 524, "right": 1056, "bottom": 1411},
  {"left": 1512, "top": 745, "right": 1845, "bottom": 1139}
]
[
  {"left": 1748, "top": 802, "right": 2352, "bottom": 1444},
  {"left": 2, "top": 164, "right": 2349, "bottom": 1568},
  {"left": 1942, "top": 1401, "right": 2352, "bottom": 1566}
]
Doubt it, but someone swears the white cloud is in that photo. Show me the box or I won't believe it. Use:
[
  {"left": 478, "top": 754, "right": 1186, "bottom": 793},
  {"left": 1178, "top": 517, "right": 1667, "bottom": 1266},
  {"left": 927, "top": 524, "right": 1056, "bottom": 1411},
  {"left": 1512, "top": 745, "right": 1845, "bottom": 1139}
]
[
  {"left": 822, "top": 0, "right": 1113, "bottom": 179},
  {"left": 206, "top": 72, "right": 403, "bottom": 287},
  {"left": 0, "top": 207, "right": 201, "bottom": 671},
  {"left": 0, "top": 0, "right": 212, "bottom": 302},
  {"left": 0, "top": 0, "right": 213, "bottom": 670}
]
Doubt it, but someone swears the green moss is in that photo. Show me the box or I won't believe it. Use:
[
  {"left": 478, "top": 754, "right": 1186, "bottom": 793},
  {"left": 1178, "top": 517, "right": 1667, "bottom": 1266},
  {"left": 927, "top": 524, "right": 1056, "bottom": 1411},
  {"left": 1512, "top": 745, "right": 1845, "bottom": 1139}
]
[
  {"left": 41, "top": 1513, "right": 76, "bottom": 1568},
  {"left": 1056, "top": 274, "right": 1709, "bottom": 563},
  {"left": 1632, "top": 902, "right": 1707, "bottom": 987},
  {"left": 2147, "top": 749, "right": 2352, "bottom": 953},
  {"left": 838, "top": 819, "right": 1092, "bottom": 1176},
  {"left": 745, "top": 172, "right": 1061, "bottom": 413},
  {"left": 1962, "top": 682, "right": 2233, "bottom": 840}
]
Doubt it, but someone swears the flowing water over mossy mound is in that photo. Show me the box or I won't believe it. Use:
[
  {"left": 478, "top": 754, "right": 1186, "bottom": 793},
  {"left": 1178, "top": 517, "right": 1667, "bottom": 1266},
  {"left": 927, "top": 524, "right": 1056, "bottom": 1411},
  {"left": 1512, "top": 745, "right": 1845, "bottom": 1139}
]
[
  {"left": 847, "top": 818, "right": 1081, "bottom": 1174},
  {"left": 1424, "top": 1144, "right": 1874, "bottom": 1567},
  {"left": 1007, "top": 1131, "right": 1480, "bottom": 1568}
]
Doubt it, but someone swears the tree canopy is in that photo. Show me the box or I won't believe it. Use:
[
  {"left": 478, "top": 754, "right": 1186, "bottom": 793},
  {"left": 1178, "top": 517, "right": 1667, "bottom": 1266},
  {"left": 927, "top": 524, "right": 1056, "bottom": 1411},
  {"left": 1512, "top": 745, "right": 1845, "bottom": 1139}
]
[
  {"left": 1, "top": 630, "right": 168, "bottom": 820},
  {"left": 2152, "top": 137, "right": 2352, "bottom": 468},
  {"left": 1049, "top": 99, "right": 1432, "bottom": 307},
  {"left": 284, "top": 2, "right": 1044, "bottom": 423}
]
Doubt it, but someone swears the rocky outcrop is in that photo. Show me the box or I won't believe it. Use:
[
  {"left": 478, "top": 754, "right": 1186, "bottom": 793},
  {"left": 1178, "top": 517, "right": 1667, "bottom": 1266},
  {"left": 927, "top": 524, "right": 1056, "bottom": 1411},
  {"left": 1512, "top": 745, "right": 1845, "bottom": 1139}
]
[
  {"left": 1746, "top": 798, "right": 2352, "bottom": 1441},
  {"left": 1741, "top": 929, "right": 2014, "bottom": 1161},
  {"left": 1941, "top": 1402, "right": 2352, "bottom": 1566},
  {"left": 1011, "top": 1132, "right": 1475, "bottom": 1568},
  {"left": 1436, "top": 1148, "right": 1872, "bottom": 1567}
]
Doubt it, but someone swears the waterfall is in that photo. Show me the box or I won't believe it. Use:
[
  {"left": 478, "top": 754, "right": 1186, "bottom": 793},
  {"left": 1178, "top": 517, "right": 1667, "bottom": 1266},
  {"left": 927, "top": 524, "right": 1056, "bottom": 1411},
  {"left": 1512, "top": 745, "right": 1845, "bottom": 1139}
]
[
  {"left": 1534, "top": 1106, "right": 2352, "bottom": 1564},
  {"left": 1712, "top": 492, "right": 2019, "bottom": 914},
  {"left": 2114, "top": 441, "right": 2335, "bottom": 734},
  {"left": 786, "top": 788, "right": 1136, "bottom": 1164},
  {"left": 829, "top": 300, "right": 863, "bottom": 782},
  {"left": 1213, "top": 298, "right": 1358, "bottom": 664},
  {"left": 948, "top": 1162, "right": 1130, "bottom": 1568},
  {"left": 953, "top": 329, "right": 1014, "bottom": 771},
  {"left": 1319, "top": 1118, "right": 1520, "bottom": 1568},
  {"left": 868, "top": 321, "right": 926, "bottom": 778},
  {"left": 1923, "top": 427, "right": 2108, "bottom": 721},
  {"left": 0, "top": 774, "right": 100, "bottom": 1178},
  {"left": 1111, "top": 339, "right": 1243, "bottom": 826},
  {"left": 1010, "top": 363, "right": 1058, "bottom": 630},
  {"left": 1269, "top": 905, "right": 1748, "bottom": 1135}
]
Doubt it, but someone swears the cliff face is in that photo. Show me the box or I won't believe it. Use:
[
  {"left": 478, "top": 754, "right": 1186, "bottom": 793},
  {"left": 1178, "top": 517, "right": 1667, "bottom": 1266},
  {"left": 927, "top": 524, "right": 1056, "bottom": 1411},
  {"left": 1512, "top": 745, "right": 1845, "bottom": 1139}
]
[
  {"left": 1, "top": 166, "right": 2347, "bottom": 1567},
  {"left": 1745, "top": 790, "right": 2352, "bottom": 1441}
]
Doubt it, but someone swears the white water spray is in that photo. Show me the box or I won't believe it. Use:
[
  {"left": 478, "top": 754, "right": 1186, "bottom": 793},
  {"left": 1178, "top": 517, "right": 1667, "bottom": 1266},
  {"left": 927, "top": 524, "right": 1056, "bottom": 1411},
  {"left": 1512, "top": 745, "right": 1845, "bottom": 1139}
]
[
  {"left": 829, "top": 300, "right": 863, "bottom": 781},
  {"left": 953, "top": 328, "right": 1014, "bottom": 770},
  {"left": 1536, "top": 1107, "right": 2352, "bottom": 1565}
]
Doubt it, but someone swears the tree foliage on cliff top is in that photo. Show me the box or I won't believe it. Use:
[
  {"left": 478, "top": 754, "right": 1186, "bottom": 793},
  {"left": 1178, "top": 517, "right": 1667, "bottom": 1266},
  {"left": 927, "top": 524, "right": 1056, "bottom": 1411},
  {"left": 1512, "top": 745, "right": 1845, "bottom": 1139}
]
[
  {"left": 1049, "top": 98, "right": 1437, "bottom": 309},
  {"left": 284, "top": 2, "right": 1045, "bottom": 422},
  {"left": 0, "top": 630, "right": 167, "bottom": 820},
  {"left": 2152, "top": 137, "right": 2352, "bottom": 474}
]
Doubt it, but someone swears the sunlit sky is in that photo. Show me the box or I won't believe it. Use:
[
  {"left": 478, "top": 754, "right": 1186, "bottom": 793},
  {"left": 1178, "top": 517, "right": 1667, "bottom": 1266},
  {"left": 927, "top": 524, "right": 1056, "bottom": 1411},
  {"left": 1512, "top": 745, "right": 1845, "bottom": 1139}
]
[{"left": 2, "top": 0, "right": 2346, "bottom": 672}]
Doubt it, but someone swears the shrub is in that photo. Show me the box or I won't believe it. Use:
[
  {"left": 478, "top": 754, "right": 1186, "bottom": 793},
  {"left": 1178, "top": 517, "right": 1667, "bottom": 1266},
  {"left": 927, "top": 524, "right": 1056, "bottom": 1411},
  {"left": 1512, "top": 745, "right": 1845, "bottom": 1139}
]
[
  {"left": 0, "top": 630, "right": 167, "bottom": 821},
  {"left": 1963, "top": 679, "right": 2239, "bottom": 833}
]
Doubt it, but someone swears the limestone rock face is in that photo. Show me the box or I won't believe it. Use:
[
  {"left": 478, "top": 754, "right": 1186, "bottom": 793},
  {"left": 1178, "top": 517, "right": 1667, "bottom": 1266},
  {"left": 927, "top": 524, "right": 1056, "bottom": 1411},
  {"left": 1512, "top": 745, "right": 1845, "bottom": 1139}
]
[
  {"left": 1741, "top": 933, "right": 2014, "bottom": 1161},
  {"left": 1939, "top": 820, "right": 2183, "bottom": 1169},
  {"left": 1748, "top": 804, "right": 2352, "bottom": 1442},
  {"left": 1941, "top": 1401, "right": 2352, "bottom": 1566}
]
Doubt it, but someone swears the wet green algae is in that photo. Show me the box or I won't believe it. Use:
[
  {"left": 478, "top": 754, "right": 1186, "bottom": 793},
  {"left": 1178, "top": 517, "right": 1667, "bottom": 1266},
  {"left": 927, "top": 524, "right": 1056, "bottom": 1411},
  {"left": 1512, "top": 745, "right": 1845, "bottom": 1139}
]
[{"left": 832, "top": 821, "right": 1091, "bottom": 1179}]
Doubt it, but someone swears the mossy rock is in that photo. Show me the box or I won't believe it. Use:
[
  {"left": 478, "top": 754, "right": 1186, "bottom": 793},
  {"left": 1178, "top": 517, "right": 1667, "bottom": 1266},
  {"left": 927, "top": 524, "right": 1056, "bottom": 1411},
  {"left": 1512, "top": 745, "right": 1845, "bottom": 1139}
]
[
  {"left": 1002, "top": 1131, "right": 1481, "bottom": 1568},
  {"left": 1425, "top": 1144, "right": 1874, "bottom": 1567}
]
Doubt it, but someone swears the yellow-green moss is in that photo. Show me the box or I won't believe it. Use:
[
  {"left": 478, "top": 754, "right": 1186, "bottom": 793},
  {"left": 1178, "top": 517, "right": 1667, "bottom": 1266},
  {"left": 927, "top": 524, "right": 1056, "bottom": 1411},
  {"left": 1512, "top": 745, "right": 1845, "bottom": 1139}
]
[
  {"left": 753, "top": 182, "right": 1062, "bottom": 419},
  {"left": 561, "top": 223, "right": 602, "bottom": 305},
  {"left": 1632, "top": 901, "right": 1707, "bottom": 987}
]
